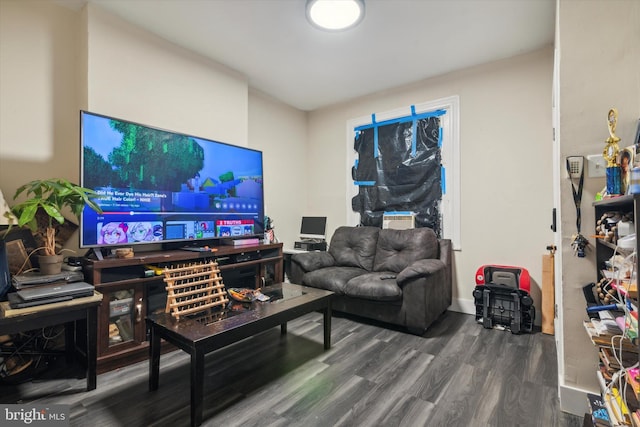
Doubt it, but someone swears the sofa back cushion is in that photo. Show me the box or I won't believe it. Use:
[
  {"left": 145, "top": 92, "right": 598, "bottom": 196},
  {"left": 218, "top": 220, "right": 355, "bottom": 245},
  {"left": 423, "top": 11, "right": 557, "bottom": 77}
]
[
  {"left": 329, "top": 226, "right": 380, "bottom": 271},
  {"left": 373, "top": 227, "right": 438, "bottom": 273}
]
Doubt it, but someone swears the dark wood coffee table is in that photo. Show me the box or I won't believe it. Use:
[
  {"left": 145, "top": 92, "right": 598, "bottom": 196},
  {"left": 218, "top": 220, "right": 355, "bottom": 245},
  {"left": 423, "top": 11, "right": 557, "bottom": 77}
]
[{"left": 147, "top": 282, "right": 333, "bottom": 427}]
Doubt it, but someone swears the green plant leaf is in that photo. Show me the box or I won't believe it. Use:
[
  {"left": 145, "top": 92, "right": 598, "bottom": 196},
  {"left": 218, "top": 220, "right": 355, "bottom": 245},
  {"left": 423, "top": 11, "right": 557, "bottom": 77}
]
[
  {"left": 41, "top": 204, "right": 64, "bottom": 224},
  {"left": 9, "top": 178, "right": 104, "bottom": 253}
]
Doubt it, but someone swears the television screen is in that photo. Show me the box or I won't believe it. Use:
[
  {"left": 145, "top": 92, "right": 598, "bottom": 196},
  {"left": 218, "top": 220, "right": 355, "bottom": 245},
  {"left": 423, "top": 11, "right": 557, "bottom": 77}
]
[{"left": 80, "top": 111, "right": 264, "bottom": 249}]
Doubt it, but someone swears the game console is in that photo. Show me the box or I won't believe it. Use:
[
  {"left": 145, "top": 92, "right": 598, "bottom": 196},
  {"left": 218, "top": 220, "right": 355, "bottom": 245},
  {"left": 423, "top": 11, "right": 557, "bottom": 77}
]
[{"left": 234, "top": 252, "right": 260, "bottom": 263}]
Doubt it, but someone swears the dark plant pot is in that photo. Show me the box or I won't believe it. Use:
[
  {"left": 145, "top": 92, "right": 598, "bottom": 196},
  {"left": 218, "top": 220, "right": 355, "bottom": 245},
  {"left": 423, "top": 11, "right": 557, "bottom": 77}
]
[{"left": 38, "top": 254, "right": 64, "bottom": 275}]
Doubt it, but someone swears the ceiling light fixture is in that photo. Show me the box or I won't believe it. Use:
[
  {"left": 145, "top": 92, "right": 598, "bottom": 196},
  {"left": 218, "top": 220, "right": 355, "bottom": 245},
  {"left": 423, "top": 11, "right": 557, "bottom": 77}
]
[{"left": 306, "top": 0, "right": 365, "bottom": 31}]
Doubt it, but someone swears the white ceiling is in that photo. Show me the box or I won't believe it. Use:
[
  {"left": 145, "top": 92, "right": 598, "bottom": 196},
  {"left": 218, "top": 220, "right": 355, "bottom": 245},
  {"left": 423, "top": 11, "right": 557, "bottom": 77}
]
[{"left": 63, "top": 0, "right": 556, "bottom": 111}]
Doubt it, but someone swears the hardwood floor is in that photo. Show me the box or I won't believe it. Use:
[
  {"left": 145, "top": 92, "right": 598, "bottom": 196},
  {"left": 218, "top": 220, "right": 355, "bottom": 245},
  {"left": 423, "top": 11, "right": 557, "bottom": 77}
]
[{"left": 1, "top": 311, "right": 583, "bottom": 427}]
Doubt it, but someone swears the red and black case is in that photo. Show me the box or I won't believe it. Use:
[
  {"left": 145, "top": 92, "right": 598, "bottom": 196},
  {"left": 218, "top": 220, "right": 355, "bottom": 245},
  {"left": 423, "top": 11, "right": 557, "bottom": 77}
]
[{"left": 472, "top": 265, "right": 535, "bottom": 334}]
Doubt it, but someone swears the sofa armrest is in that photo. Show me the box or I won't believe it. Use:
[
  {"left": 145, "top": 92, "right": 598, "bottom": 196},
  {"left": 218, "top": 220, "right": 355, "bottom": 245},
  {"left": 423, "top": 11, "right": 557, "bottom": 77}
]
[
  {"left": 292, "top": 251, "right": 335, "bottom": 270},
  {"left": 396, "top": 259, "right": 446, "bottom": 286},
  {"left": 289, "top": 252, "right": 336, "bottom": 284},
  {"left": 398, "top": 247, "right": 451, "bottom": 333}
]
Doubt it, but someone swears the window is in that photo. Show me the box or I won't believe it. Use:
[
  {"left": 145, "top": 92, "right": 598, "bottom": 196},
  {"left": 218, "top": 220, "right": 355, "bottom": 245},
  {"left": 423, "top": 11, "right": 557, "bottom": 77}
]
[{"left": 346, "top": 95, "right": 460, "bottom": 249}]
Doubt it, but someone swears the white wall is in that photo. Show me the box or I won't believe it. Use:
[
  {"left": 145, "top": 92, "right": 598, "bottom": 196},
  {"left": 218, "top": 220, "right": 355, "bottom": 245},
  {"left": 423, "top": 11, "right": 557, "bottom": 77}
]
[
  {"left": 0, "top": 2, "right": 272, "bottom": 257},
  {"left": 0, "top": 0, "right": 80, "bottom": 191},
  {"left": 307, "top": 48, "right": 555, "bottom": 320},
  {"left": 248, "top": 89, "right": 308, "bottom": 248},
  {"left": 84, "top": 3, "right": 248, "bottom": 147},
  {"left": 557, "top": 0, "right": 640, "bottom": 414}
]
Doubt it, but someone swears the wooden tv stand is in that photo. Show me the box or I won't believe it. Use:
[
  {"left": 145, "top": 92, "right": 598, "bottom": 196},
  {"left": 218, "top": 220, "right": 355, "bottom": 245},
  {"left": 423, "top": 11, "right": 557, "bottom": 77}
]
[{"left": 83, "top": 242, "right": 283, "bottom": 373}]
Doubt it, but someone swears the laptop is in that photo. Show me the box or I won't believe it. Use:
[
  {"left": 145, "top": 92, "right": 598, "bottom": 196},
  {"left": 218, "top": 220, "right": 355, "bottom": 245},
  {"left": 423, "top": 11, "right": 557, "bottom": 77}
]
[
  {"left": 8, "top": 292, "right": 73, "bottom": 309},
  {"left": 12, "top": 270, "right": 85, "bottom": 289},
  {"left": 16, "top": 281, "right": 94, "bottom": 302}
]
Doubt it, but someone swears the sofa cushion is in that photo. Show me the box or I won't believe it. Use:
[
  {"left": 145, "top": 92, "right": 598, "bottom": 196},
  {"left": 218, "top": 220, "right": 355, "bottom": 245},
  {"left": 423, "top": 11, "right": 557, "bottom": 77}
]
[
  {"left": 373, "top": 228, "right": 438, "bottom": 273},
  {"left": 328, "top": 226, "right": 380, "bottom": 271},
  {"left": 302, "top": 266, "right": 367, "bottom": 295},
  {"left": 345, "top": 273, "right": 403, "bottom": 301}
]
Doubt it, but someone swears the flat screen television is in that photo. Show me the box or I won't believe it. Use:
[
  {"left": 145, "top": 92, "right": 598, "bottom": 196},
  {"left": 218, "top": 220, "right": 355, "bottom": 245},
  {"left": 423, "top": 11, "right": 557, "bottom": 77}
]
[{"left": 80, "top": 110, "right": 265, "bottom": 250}]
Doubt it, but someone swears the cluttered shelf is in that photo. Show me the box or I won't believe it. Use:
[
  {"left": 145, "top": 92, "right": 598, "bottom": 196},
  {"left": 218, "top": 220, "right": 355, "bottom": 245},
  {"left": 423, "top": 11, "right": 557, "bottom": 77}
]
[
  {"left": 596, "top": 238, "right": 636, "bottom": 255},
  {"left": 586, "top": 235, "right": 639, "bottom": 423},
  {"left": 583, "top": 313, "right": 640, "bottom": 426},
  {"left": 586, "top": 193, "right": 640, "bottom": 426},
  {"left": 583, "top": 194, "right": 640, "bottom": 427},
  {"left": 584, "top": 251, "right": 639, "bottom": 427}
]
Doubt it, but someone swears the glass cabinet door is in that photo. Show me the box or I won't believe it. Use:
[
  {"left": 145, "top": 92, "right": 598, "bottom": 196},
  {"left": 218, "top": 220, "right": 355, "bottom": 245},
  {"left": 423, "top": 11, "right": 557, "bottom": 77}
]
[{"left": 108, "top": 289, "right": 135, "bottom": 347}]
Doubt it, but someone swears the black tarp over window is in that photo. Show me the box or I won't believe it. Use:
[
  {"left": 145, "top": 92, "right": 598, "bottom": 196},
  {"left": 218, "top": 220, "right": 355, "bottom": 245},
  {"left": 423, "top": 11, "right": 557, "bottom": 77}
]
[{"left": 351, "top": 112, "right": 443, "bottom": 235}]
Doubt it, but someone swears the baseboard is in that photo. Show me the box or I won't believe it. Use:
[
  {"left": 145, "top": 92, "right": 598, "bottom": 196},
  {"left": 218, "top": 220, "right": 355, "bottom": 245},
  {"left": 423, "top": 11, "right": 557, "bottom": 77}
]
[
  {"left": 559, "top": 383, "right": 590, "bottom": 416},
  {"left": 449, "top": 297, "right": 475, "bottom": 315}
]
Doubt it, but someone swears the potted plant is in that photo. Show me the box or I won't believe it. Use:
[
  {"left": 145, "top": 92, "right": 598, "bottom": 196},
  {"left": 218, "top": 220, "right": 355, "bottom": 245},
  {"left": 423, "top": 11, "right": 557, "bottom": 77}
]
[{"left": 9, "top": 178, "right": 102, "bottom": 274}]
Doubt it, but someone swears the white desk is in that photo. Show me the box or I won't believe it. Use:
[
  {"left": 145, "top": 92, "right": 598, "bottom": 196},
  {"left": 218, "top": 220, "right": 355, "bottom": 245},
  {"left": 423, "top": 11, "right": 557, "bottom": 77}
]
[{"left": 284, "top": 248, "right": 308, "bottom": 255}]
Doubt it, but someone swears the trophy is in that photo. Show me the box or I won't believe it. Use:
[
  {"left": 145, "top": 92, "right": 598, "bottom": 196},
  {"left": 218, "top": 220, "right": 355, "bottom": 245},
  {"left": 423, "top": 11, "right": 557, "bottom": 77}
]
[{"left": 603, "top": 108, "right": 621, "bottom": 195}]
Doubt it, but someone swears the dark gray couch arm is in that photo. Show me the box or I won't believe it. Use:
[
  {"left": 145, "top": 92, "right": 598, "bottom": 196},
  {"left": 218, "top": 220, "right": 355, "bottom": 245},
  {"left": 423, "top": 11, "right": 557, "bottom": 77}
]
[
  {"left": 396, "top": 259, "right": 446, "bottom": 286},
  {"left": 395, "top": 239, "right": 451, "bottom": 285},
  {"left": 398, "top": 239, "right": 452, "bottom": 333},
  {"left": 289, "top": 252, "right": 336, "bottom": 284}
]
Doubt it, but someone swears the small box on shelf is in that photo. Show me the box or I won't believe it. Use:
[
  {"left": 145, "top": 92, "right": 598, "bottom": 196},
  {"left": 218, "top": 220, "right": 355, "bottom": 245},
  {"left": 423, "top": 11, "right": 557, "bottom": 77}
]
[{"left": 109, "top": 297, "right": 132, "bottom": 317}]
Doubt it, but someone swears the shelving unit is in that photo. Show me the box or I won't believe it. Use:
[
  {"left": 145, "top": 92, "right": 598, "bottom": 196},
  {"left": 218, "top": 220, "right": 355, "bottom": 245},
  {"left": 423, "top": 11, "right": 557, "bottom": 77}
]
[
  {"left": 585, "top": 195, "right": 640, "bottom": 426},
  {"left": 83, "top": 242, "right": 283, "bottom": 373}
]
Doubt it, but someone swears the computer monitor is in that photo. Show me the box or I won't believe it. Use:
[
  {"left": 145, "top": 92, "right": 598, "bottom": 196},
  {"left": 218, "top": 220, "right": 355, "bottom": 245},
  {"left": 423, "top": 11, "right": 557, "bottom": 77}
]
[{"left": 299, "top": 217, "right": 327, "bottom": 240}]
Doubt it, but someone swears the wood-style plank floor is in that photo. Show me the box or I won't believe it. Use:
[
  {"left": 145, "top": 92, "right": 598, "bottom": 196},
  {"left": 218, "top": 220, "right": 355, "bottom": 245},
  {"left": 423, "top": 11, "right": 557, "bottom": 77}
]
[{"left": 1, "top": 311, "right": 583, "bottom": 427}]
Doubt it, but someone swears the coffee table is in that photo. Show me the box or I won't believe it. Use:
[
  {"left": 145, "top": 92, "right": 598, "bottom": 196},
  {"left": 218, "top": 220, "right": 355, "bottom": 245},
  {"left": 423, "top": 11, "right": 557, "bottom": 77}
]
[{"left": 147, "top": 282, "right": 333, "bottom": 427}]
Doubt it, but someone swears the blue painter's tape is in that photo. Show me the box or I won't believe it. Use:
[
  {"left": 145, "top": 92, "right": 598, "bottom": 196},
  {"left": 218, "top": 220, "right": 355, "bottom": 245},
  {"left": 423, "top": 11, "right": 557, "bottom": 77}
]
[
  {"left": 438, "top": 127, "right": 443, "bottom": 148},
  {"left": 384, "top": 211, "right": 413, "bottom": 215},
  {"left": 441, "top": 167, "right": 446, "bottom": 194},
  {"left": 371, "top": 113, "right": 379, "bottom": 159},
  {"left": 354, "top": 181, "right": 376, "bottom": 186},
  {"left": 411, "top": 121, "right": 417, "bottom": 157},
  {"left": 374, "top": 127, "right": 379, "bottom": 158},
  {"left": 410, "top": 105, "right": 417, "bottom": 157},
  {"left": 354, "top": 109, "right": 446, "bottom": 131}
]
